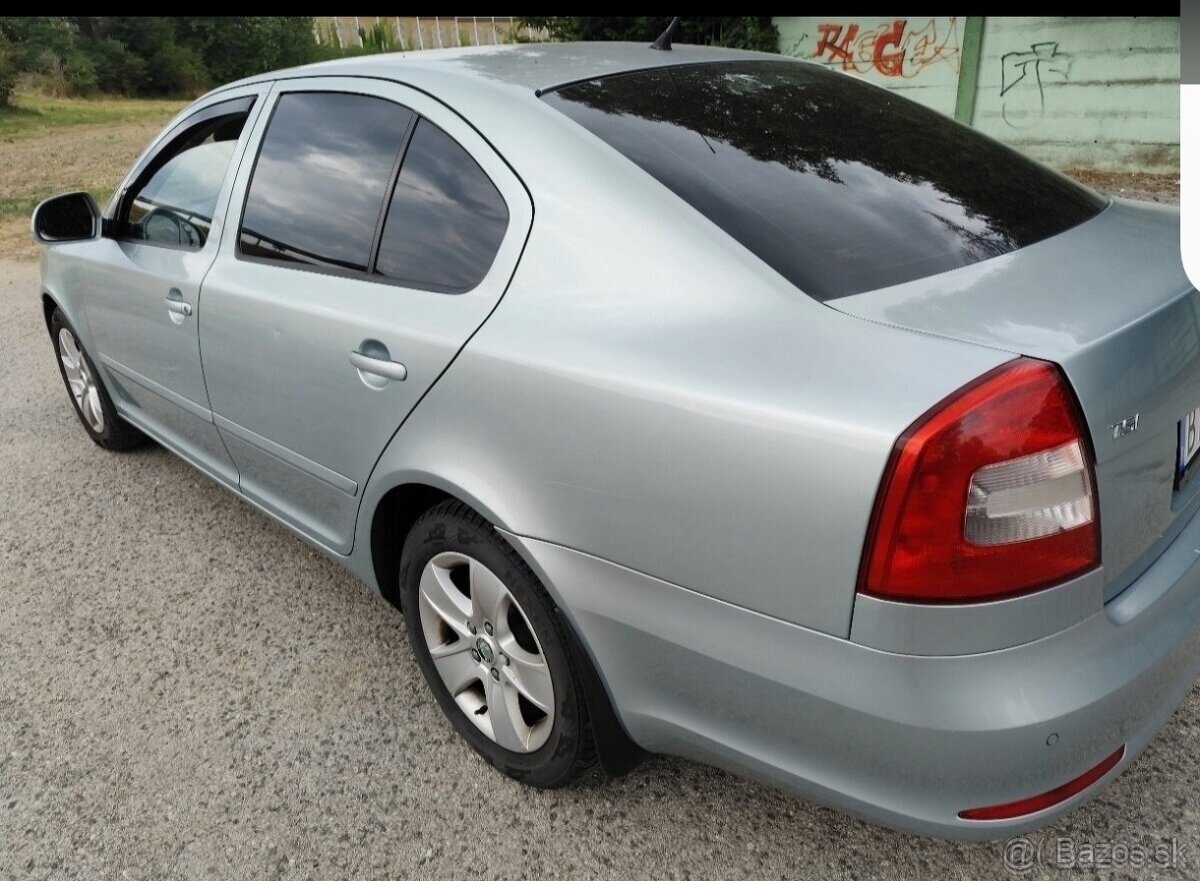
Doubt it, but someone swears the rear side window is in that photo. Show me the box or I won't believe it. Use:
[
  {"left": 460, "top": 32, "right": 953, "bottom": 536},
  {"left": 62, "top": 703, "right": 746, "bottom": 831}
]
[
  {"left": 239, "top": 92, "right": 414, "bottom": 272},
  {"left": 374, "top": 119, "right": 509, "bottom": 293},
  {"left": 543, "top": 61, "right": 1105, "bottom": 301}
]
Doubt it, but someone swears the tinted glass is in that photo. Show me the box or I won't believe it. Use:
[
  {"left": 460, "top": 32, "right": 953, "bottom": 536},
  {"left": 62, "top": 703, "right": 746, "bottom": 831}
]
[
  {"left": 375, "top": 120, "right": 509, "bottom": 293},
  {"left": 240, "top": 92, "right": 413, "bottom": 272},
  {"left": 125, "top": 114, "right": 246, "bottom": 249},
  {"left": 544, "top": 62, "right": 1105, "bottom": 301}
]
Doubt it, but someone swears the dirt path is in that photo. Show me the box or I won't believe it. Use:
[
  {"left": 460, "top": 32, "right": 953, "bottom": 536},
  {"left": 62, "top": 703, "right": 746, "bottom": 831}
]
[{"left": 1066, "top": 168, "right": 1180, "bottom": 205}]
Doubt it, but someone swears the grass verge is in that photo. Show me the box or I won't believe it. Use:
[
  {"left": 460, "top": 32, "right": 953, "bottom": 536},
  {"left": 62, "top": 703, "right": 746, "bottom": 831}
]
[
  {"left": 0, "top": 89, "right": 183, "bottom": 257},
  {"left": 0, "top": 90, "right": 184, "bottom": 141}
]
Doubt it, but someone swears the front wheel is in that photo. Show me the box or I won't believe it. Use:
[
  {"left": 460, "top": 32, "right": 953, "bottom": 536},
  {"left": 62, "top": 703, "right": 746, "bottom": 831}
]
[
  {"left": 50, "top": 309, "right": 145, "bottom": 451},
  {"left": 400, "top": 500, "right": 597, "bottom": 787}
]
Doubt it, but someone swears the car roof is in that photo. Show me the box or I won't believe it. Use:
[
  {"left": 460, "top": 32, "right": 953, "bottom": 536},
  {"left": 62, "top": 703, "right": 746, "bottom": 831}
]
[{"left": 235, "top": 41, "right": 792, "bottom": 94}]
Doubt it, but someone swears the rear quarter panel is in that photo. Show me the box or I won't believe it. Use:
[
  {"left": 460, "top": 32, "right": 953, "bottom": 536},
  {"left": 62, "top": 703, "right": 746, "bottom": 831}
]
[{"left": 354, "top": 113, "right": 1009, "bottom": 636}]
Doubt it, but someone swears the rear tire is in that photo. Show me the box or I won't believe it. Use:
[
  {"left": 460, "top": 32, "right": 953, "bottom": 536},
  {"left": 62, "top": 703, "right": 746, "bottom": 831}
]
[
  {"left": 400, "top": 499, "right": 598, "bottom": 787},
  {"left": 50, "top": 308, "right": 145, "bottom": 451}
]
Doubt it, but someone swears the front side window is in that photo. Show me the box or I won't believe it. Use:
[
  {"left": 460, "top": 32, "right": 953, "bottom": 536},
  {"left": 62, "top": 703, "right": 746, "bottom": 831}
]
[
  {"left": 123, "top": 108, "right": 251, "bottom": 250},
  {"left": 239, "top": 92, "right": 414, "bottom": 273},
  {"left": 374, "top": 119, "right": 509, "bottom": 293}
]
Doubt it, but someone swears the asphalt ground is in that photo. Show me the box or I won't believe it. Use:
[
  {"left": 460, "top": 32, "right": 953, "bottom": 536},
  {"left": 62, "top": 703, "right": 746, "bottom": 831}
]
[{"left": 2, "top": 246, "right": 1198, "bottom": 880}]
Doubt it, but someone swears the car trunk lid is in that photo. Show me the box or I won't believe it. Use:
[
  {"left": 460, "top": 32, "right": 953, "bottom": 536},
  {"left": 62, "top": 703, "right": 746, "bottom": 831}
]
[{"left": 830, "top": 199, "right": 1200, "bottom": 601}]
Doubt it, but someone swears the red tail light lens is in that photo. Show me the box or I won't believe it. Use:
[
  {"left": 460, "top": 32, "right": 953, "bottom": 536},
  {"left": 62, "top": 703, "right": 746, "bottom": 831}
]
[{"left": 859, "top": 358, "right": 1099, "bottom": 603}]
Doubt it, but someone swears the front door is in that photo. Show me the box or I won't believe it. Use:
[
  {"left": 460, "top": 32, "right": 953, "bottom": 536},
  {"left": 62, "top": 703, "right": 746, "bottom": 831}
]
[
  {"left": 86, "top": 88, "right": 264, "bottom": 485},
  {"left": 199, "top": 77, "right": 532, "bottom": 553}
]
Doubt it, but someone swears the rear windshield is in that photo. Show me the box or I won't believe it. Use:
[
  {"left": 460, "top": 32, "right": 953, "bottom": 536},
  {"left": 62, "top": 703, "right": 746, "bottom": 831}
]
[{"left": 542, "top": 61, "right": 1105, "bottom": 301}]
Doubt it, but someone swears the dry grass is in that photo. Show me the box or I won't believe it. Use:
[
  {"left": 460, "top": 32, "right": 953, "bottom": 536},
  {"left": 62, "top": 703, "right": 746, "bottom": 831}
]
[
  {"left": 0, "top": 89, "right": 184, "bottom": 140},
  {"left": 0, "top": 91, "right": 183, "bottom": 259},
  {"left": 1065, "top": 167, "right": 1180, "bottom": 205}
]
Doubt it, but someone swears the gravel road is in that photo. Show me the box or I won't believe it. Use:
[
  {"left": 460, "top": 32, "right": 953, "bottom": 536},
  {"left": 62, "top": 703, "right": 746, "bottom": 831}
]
[{"left": 2, "top": 255, "right": 1198, "bottom": 881}]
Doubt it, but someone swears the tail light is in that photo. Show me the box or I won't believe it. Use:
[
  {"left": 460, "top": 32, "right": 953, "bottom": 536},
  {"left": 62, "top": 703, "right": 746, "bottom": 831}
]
[{"left": 859, "top": 358, "right": 1098, "bottom": 603}]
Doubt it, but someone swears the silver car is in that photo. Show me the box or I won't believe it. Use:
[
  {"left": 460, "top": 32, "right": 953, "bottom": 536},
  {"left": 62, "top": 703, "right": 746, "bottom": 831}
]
[{"left": 32, "top": 42, "right": 1200, "bottom": 839}]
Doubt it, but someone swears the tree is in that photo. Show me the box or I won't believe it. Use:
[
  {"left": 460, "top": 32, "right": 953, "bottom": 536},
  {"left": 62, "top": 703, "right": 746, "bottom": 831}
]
[
  {"left": 0, "top": 17, "right": 99, "bottom": 96},
  {"left": 174, "top": 18, "right": 320, "bottom": 85},
  {"left": 0, "top": 17, "right": 329, "bottom": 100},
  {"left": 0, "top": 30, "right": 16, "bottom": 106}
]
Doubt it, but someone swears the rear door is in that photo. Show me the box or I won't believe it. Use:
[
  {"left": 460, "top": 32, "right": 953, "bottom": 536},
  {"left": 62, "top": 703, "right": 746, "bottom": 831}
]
[{"left": 199, "top": 77, "right": 531, "bottom": 553}]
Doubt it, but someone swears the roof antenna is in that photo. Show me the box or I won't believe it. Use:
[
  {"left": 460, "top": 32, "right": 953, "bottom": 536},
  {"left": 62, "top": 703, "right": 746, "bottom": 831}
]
[{"left": 650, "top": 17, "right": 680, "bottom": 51}]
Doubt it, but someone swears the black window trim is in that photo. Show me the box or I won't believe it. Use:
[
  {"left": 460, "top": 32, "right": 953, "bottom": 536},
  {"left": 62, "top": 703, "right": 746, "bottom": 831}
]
[
  {"left": 113, "top": 94, "right": 257, "bottom": 253},
  {"left": 234, "top": 88, "right": 510, "bottom": 296},
  {"left": 367, "top": 113, "right": 418, "bottom": 274}
]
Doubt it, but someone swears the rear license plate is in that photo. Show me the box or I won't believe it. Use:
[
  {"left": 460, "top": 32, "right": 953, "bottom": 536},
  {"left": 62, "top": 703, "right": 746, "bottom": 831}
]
[{"left": 1178, "top": 407, "right": 1200, "bottom": 489}]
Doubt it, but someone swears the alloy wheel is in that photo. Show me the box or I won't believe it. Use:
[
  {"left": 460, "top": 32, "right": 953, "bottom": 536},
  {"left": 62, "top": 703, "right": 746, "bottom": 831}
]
[
  {"left": 417, "top": 551, "right": 556, "bottom": 753},
  {"left": 58, "top": 327, "right": 105, "bottom": 433}
]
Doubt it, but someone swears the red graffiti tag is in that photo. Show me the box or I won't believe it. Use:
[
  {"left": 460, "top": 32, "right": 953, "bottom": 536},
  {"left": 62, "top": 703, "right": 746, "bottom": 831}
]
[
  {"left": 811, "top": 18, "right": 960, "bottom": 79},
  {"left": 872, "top": 20, "right": 905, "bottom": 77},
  {"left": 815, "top": 23, "right": 859, "bottom": 67}
]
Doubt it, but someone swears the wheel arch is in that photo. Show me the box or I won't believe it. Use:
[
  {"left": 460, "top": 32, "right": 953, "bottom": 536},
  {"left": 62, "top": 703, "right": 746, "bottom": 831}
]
[
  {"left": 363, "top": 476, "right": 646, "bottom": 777},
  {"left": 369, "top": 481, "right": 453, "bottom": 610},
  {"left": 41, "top": 292, "right": 58, "bottom": 334},
  {"left": 40, "top": 289, "right": 105, "bottom": 396},
  {"left": 40, "top": 287, "right": 97, "bottom": 363}
]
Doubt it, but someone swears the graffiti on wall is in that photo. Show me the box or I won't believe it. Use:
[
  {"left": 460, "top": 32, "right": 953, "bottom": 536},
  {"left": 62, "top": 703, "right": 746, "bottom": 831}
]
[
  {"left": 999, "top": 41, "right": 1072, "bottom": 128},
  {"left": 808, "top": 18, "right": 961, "bottom": 78}
]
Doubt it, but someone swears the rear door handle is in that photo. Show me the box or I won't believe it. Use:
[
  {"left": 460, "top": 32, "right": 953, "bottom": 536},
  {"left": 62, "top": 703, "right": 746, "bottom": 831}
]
[
  {"left": 350, "top": 350, "right": 407, "bottom": 382},
  {"left": 165, "top": 288, "right": 192, "bottom": 320}
]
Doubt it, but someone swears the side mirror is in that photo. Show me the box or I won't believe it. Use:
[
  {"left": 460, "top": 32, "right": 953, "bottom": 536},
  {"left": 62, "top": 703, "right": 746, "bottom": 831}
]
[{"left": 31, "top": 192, "right": 102, "bottom": 244}]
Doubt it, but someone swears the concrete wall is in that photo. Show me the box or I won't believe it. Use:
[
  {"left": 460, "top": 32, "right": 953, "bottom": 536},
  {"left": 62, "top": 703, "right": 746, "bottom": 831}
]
[
  {"left": 776, "top": 16, "right": 964, "bottom": 116},
  {"left": 775, "top": 16, "right": 1179, "bottom": 172},
  {"left": 973, "top": 17, "right": 1178, "bottom": 171}
]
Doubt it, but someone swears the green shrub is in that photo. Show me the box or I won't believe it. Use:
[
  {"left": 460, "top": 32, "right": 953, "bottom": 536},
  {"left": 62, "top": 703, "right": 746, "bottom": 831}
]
[
  {"left": 175, "top": 17, "right": 322, "bottom": 85},
  {"left": 0, "top": 16, "right": 378, "bottom": 99},
  {"left": 19, "top": 48, "right": 95, "bottom": 97},
  {"left": 148, "top": 42, "right": 208, "bottom": 95},
  {"left": 84, "top": 36, "right": 145, "bottom": 94},
  {"left": 0, "top": 31, "right": 16, "bottom": 106},
  {"left": 63, "top": 50, "right": 98, "bottom": 95},
  {"left": 359, "top": 21, "right": 396, "bottom": 54},
  {"left": 0, "top": 17, "right": 77, "bottom": 72}
]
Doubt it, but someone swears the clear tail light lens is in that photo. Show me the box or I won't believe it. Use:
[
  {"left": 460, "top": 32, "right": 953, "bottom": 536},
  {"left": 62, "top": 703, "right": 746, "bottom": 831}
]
[
  {"left": 859, "top": 358, "right": 1099, "bottom": 603},
  {"left": 964, "top": 441, "right": 1094, "bottom": 545}
]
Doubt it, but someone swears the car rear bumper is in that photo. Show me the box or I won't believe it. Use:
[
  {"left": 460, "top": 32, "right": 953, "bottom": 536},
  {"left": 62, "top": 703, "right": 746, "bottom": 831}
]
[{"left": 502, "top": 509, "right": 1200, "bottom": 840}]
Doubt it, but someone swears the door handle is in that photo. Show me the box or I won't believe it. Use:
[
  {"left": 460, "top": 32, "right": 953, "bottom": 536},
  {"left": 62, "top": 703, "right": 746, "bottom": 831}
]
[
  {"left": 350, "top": 350, "right": 407, "bottom": 382},
  {"left": 165, "top": 288, "right": 192, "bottom": 321}
]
